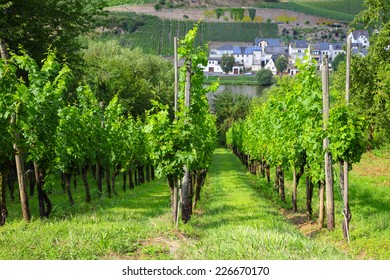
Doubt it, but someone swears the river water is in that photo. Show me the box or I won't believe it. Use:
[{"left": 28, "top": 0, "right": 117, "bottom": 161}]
[{"left": 207, "top": 84, "right": 268, "bottom": 109}]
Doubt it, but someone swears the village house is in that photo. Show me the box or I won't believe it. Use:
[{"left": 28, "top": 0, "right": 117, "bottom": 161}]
[
  {"left": 348, "top": 30, "right": 370, "bottom": 49},
  {"left": 203, "top": 30, "right": 369, "bottom": 75},
  {"left": 232, "top": 46, "right": 262, "bottom": 69}
]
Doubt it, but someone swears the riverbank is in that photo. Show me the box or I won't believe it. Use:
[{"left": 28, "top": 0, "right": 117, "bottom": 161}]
[{"left": 204, "top": 75, "right": 258, "bottom": 85}]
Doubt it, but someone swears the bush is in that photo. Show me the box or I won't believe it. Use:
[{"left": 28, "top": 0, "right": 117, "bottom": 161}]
[
  {"left": 154, "top": 4, "right": 161, "bottom": 11},
  {"left": 256, "top": 68, "right": 274, "bottom": 86}
]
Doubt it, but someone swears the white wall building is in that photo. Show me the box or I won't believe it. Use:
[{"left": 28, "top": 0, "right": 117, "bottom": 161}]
[{"left": 348, "top": 30, "right": 370, "bottom": 49}]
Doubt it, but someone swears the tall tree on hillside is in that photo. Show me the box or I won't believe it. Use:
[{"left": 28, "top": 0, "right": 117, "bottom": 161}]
[{"left": 248, "top": 8, "right": 256, "bottom": 22}]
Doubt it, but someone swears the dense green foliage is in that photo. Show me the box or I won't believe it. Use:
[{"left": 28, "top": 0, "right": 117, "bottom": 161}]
[
  {"left": 83, "top": 40, "right": 174, "bottom": 118},
  {"left": 92, "top": 12, "right": 278, "bottom": 55},
  {"left": 220, "top": 54, "right": 235, "bottom": 74},
  {"left": 331, "top": 0, "right": 390, "bottom": 148},
  {"left": 145, "top": 24, "right": 217, "bottom": 179},
  {"left": 1, "top": 22, "right": 218, "bottom": 224},
  {"left": 275, "top": 55, "right": 288, "bottom": 74},
  {"left": 227, "top": 58, "right": 367, "bottom": 198},
  {"left": 256, "top": 68, "right": 275, "bottom": 86},
  {"left": 1, "top": 0, "right": 105, "bottom": 65},
  {"left": 212, "top": 91, "right": 251, "bottom": 144}
]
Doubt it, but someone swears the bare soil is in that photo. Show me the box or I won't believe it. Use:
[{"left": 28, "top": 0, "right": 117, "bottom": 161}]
[
  {"left": 108, "top": 4, "right": 331, "bottom": 25},
  {"left": 281, "top": 208, "right": 322, "bottom": 237}
]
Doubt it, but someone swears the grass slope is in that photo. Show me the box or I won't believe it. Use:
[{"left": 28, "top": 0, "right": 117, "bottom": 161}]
[
  {"left": 179, "top": 148, "right": 347, "bottom": 259},
  {"left": 246, "top": 149, "right": 390, "bottom": 260},
  {"left": 0, "top": 178, "right": 174, "bottom": 259},
  {"left": 2, "top": 148, "right": 386, "bottom": 260}
]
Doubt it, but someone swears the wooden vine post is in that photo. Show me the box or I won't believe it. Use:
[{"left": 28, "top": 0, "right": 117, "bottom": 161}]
[
  {"left": 0, "top": 40, "right": 31, "bottom": 222},
  {"left": 342, "top": 37, "right": 352, "bottom": 241},
  {"left": 322, "top": 56, "right": 334, "bottom": 230},
  {"left": 173, "top": 37, "right": 179, "bottom": 226},
  {"left": 181, "top": 54, "right": 192, "bottom": 224}
]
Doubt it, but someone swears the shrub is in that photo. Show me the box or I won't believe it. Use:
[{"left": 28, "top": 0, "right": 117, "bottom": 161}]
[
  {"left": 256, "top": 68, "right": 275, "bottom": 86},
  {"left": 204, "top": 10, "right": 216, "bottom": 18},
  {"left": 154, "top": 3, "right": 161, "bottom": 11}
]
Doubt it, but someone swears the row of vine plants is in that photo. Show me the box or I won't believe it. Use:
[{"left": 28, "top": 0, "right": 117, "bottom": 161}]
[
  {"left": 226, "top": 57, "right": 367, "bottom": 235},
  {"left": 0, "top": 25, "right": 217, "bottom": 225}
]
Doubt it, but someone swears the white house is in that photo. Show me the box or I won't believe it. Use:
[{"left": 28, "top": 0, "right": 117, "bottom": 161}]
[
  {"left": 264, "top": 55, "right": 279, "bottom": 75},
  {"left": 204, "top": 58, "right": 224, "bottom": 73},
  {"left": 312, "top": 42, "right": 346, "bottom": 63},
  {"left": 348, "top": 30, "right": 369, "bottom": 48},
  {"left": 233, "top": 46, "right": 262, "bottom": 69},
  {"left": 288, "top": 40, "right": 310, "bottom": 64},
  {"left": 255, "top": 38, "right": 282, "bottom": 51},
  {"left": 209, "top": 44, "right": 234, "bottom": 58}
]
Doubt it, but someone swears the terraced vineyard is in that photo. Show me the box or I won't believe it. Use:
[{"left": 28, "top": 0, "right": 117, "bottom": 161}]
[
  {"left": 94, "top": 12, "right": 278, "bottom": 55},
  {"left": 291, "top": 0, "right": 364, "bottom": 15},
  {"left": 257, "top": 0, "right": 364, "bottom": 22}
]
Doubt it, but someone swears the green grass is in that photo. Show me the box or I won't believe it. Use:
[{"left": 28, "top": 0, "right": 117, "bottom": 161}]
[
  {"left": 0, "top": 176, "right": 175, "bottom": 260},
  {"left": 99, "top": 0, "right": 155, "bottom": 6},
  {"left": 246, "top": 150, "right": 390, "bottom": 260},
  {"left": 2, "top": 148, "right": 388, "bottom": 259},
  {"left": 204, "top": 75, "right": 258, "bottom": 85},
  {"left": 178, "top": 148, "right": 347, "bottom": 259}
]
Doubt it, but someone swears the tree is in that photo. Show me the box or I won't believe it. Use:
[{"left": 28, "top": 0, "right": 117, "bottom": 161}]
[
  {"left": 83, "top": 41, "right": 174, "bottom": 118},
  {"left": 0, "top": 0, "right": 105, "bottom": 66},
  {"left": 275, "top": 55, "right": 288, "bottom": 75},
  {"left": 256, "top": 68, "right": 275, "bottom": 86},
  {"left": 248, "top": 8, "right": 256, "bottom": 22},
  {"left": 213, "top": 91, "right": 251, "bottom": 144},
  {"left": 221, "top": 54, "right": 235, "bottom": 74},
  {"left": 331, "top": 53, "right": 346, "bottom": 71}
]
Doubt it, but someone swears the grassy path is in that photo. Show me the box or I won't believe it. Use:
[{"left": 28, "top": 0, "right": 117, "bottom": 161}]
[{"left": 180, "top": 148, "right": 347, "bottom": 259}]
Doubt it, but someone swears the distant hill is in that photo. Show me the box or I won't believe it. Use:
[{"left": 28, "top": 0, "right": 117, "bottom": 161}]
[{"left": 102, "top": 1, "right": 363, "bottom": 22}]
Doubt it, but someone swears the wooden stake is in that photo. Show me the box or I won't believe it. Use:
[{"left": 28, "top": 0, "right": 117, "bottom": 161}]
[
  {"left": 343, "top": 37, "right": 352, "bottom": 242},
  {"left": 1, "top": 40, "right": 31, "bottom": 222},
  {"left": 322, "top": 55, "right": 334, "bottom": 230},
  {"left": 181, "top": 58, "right": 192, "bottom": 223},
  {"left": 174, "top": 37, "right": 179, "bottom": 116},
  {"left": 173, "top": 37, "right": 179, "bottom": 226}
]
